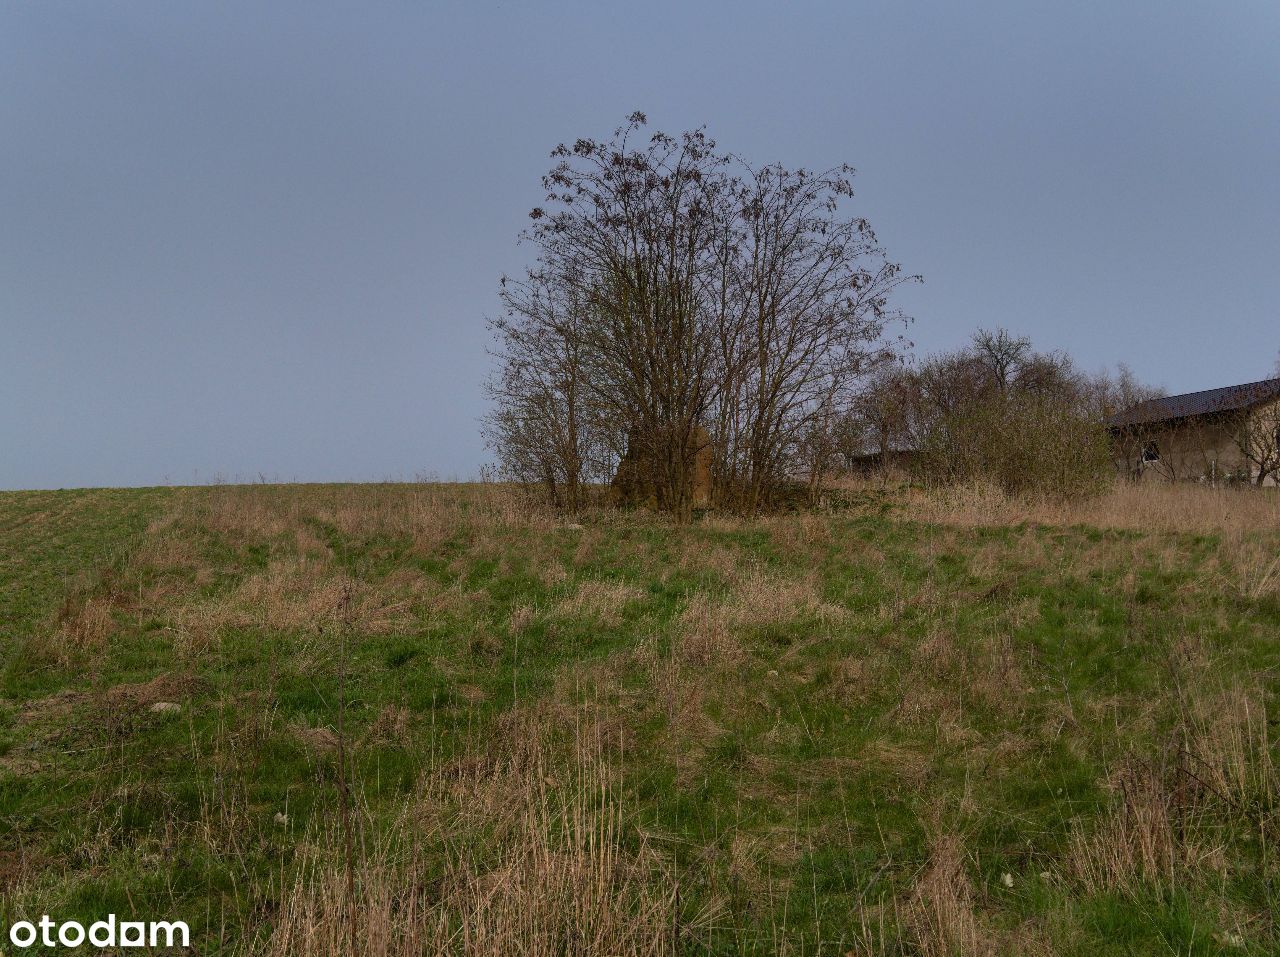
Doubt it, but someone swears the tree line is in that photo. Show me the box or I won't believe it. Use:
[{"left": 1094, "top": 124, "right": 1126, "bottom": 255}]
[
  {"left": 846, "top": 329, "right": 1162, "bottom": 498},
  {"left": 486, "top": 115, "right": 1271, "bottom": 513}
]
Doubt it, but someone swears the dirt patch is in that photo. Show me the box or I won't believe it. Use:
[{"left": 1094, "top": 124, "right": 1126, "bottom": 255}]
[
  {"left": 0, "top": 753, "right": 43, "bottom": 777},
  {"left": 103, "top": 673, "right": 206, "bottom": 711},
  {"left": 17, "top": 673, "right": 206, "bottom": 731},
  {"left": 365, "top": 705, "right": 411, "bottom": 745},
  {"left": 294, "top": 725, "right": 341, "bottom": 756},
  {"left": 19, "top": 689, "right": 89, "bottom": 725}
]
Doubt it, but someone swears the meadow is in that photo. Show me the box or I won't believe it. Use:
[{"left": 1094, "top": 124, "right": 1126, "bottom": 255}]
[{"left": 1, "top": 480, "right": 1279, "bottom": 955}]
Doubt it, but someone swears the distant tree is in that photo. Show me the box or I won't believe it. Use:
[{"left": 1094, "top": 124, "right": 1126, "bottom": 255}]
[
  {"left": 1084, "top": 362, "right": 1164, "bottom": 421},
  {"left": 528, "top": 117, "right": 733, "bottom": 520},
  {"left": 847, "top": 363, "right": 916, "bottom": 461},
  {"left": 486, "top": 113, "right": 915, "bottom": 519},
  {"left": 793, "top": 398, "right": 846, "bottom": 504},
  {"left": 1080, "top": 362, "right": 1164, "bottom": 477},
  {"left": 970, "top": 328, "right": 1032, "bottom": 392},
  {"left": 710, "top": 163, "right": 911, "bottom": 513},
  {"left": 484, "top": 271, "right": 603, "bottom": 513},
  {"left": 908, "top": 330, "right": 1113, "bottom": 498}
]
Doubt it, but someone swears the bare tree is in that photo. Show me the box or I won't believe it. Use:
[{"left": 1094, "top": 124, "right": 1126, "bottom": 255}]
[
  {"left": 1083, "top": 364, "right": 1166, "bottom": 478},
  {"left": 486, "top": 114, "right": 915, "bottom": 519},
  {"left": 1085, "top": 363, "right": 1164, "bottom": 420},
  {"left": 712, "top": 163, "right": 911, "bottom": 513},
  {"left": 1231, "top": 406, "right": 1280, "bottom": 486},
  {"left": 484, "top": 272, "right": 602, "bottom": 512},
  {"left": 971, "top": 328, "right": 1032, "bottom": 393},
  {"left": 794, "top": 398, "right": 845, "bottom": 505},
  {"left": 527, "top": 116, "right": 732, "bottom": 521},
  {"left": 849, "top": 363, "right": 916, "bottom": 461}
]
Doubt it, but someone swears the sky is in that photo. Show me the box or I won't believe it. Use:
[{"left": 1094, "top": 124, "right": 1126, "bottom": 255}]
[{"left": 3, "top": 1, "right": 1279, "bottom": 490}]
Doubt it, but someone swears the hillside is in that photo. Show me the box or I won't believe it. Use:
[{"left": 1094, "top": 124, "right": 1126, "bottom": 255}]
[{"left": 2, "top": 482, "right": 1279, "bottom": 955}]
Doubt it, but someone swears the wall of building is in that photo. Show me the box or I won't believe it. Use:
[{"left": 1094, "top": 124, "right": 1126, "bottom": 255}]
[
  {"left": 1249, "top": 398, "right": 1280, "bottom": 487},
  {"left": 1114, "top": 401, "right": 1279, "bottom": 486}
]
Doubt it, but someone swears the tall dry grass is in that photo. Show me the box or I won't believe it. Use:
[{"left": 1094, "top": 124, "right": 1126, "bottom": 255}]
[
  {"left": 553, "top": 580, "right": 646, "bottom": 628},
  {"left": 897, "top": 479, "right": 1280, "bottom": 536},
  {"left": 33, "top": 483, "right": 547, "bottom": 665},
  {"left": 194, "top": 482, "right": 557, "bottom": 551},
  {"left": 1068, "top": 680, "right": 1278, "bottom": 895},
  {"left": 248, "top": 730, "right": 683, "bottom": 957},
  {"left": 904, "top": 835, "right": 991, "bottom": 957},
  {"left": 16, "top": 478, "right": 1278, "bottom": 953},
  {"left": 1066, "top": 761, "right": 1209, "bottom": 893}
]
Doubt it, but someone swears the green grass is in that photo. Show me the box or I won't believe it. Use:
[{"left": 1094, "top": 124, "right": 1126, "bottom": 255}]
[{"left": 1, "top": 482, "right": 1278, "bottom": 955}]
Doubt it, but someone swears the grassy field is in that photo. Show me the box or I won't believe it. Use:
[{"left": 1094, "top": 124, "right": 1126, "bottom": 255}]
[{"left": 1, "top": 481, "right": 1279, "bottom": 955}]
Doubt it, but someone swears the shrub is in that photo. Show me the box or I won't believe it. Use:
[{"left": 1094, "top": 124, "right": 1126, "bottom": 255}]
[{"left": 918, "top": 392, "right": 1112, "bottom": 500}]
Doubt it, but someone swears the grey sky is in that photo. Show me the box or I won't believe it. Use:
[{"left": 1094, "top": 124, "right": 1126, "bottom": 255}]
[{"left": 3, "top": 1, "right": 1278, "bottom": 490}]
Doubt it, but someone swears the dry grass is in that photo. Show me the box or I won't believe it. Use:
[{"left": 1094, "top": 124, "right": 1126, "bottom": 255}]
[
  {"left": 913, "top": 630, "right": 1027, "bottom": 716},
  {"left": 230, "top": 563, "right": 411, "bottom": 633},
  {"left": 1067, "top": 762, "right": 1194, "bottom": 893},
  {"left": 553, "top": 580, "right": 646, "bottom": 628},
  {"left": 720, "top": 567, "right": 845, "bottom": 630},
  {"left": 905, "top": 835, "right": 991, "bottom": 957},
  {"left": 1217, "top": 535, "right": 1280, "bottom": 602},
  {"left": 157, "top": 563, "right": 414, "bottom": 666},
  {"left": 760, "top": 512, "right": 834, "bottom": 561},
  {"left": 1066, "top": 760, "right": 1227, "bottom": 899},
  {"left": 901, "top": 479, "right": 1280, "bottom": 535},
  {"left": 251, "top": 732, "right": 680, "bottom": 957},
  {"left": 1068, "top": 680, "right": 1277, "bottom": 896},
  {"left": 671, "top": 594, "right": 742, "bottom": 669},
  {"left": 1178, "top": 681, "right": 1278, "bottom": 830},
  {"left": 195, "top": 482, "right": 555, "bottom": 549},
  {"left": 8, "top": 478, "right": 1280, "bottom": 954},
  {"left": 365, "top": 704, "right": 412, "bottom": 745},
  {"left": 51, "top": 595, "right": 115, "bottom": 658}
]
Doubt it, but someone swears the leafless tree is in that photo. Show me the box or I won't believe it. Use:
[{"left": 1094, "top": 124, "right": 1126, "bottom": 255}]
[
  {"left": 484, "top": 271, "right": 604, "bottom": 512},
  {"left": 486, "top": 114, "right": 915, "bottom": 519},
  {"left": 1082, "top": 364, "right": 1166, "bottom": 478},
  {"left": 1231, "top": 406, "right": 1280, "bottom": 486},
  {"left": 970, "top": 328, "right": 1032, "bottom": 393},
  {"left": 848, "top": 363, "right": 916, "bottom": 461},
  {"left": 698, "top": 163, "right": 912, "bottom": 512},
  {"left": 528, "top": 117, "right": 733, "bottom": 520},
  {"left": 1085, "top": 363, "right": 1164, "bottom": 420}
]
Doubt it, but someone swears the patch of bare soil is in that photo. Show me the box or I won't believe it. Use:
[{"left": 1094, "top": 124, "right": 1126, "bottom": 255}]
[
  {"left": 0, "top": 753, "right": 44, "bottom": 777},
  {"left": 15, "top": 674, "right": 207, "bottom": 742},
  {"left": 102, "top": 673, "right": 206, "bottom": 711},
  {"left": 294, "top": 725, "right": 340, "bottom": 756},
  {"left": 18, "top": 688, "right": 89, "bottom": 725}
]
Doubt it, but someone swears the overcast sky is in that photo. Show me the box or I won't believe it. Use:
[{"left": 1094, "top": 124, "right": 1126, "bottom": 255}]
[{"left": 3, "top": 1, "right": 1278, "bottom": 490}]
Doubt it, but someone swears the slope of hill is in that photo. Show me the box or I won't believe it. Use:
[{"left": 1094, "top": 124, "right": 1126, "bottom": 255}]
[{"left": 2, "top": 482, "right": 1278, "bottom": 955}]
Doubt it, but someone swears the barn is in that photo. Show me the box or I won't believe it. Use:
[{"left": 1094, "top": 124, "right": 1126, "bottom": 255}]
[{"left": 1108, "top": 377, "right": 1280, "bottom": 486}]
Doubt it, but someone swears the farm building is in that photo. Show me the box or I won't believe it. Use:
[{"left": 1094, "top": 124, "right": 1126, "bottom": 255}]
[{"left": 1108, "top": 377, "right": 1280, "bottom": 486}]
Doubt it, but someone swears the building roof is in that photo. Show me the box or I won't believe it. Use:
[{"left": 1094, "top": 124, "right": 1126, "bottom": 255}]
[{"left": 1109, "top": 377, "right": 1280, "bottom": 428}]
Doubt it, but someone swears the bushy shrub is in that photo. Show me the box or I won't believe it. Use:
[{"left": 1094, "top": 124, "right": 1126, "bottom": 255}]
[{"left": 918, "top": 392, "right": 1112, "bottom": 500}]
